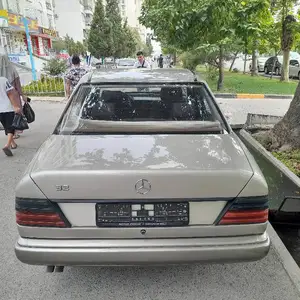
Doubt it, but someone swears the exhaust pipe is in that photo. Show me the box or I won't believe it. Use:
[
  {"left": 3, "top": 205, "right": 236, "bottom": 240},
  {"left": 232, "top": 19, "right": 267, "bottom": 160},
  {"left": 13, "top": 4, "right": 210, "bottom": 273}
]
[
  {"left": 46, "top": 266, "right": 65, "bottom": 273},
  {"left": 46, "top": 266, "right": 54, "bottom": 273},
  {"left": 55, "top": 266, "right": 64, "bottom": 273}
]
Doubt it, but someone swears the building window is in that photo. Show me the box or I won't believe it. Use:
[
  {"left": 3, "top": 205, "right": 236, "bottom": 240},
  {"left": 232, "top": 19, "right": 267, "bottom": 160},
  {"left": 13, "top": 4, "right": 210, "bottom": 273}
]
[{"left": 48, "top": 14, "right": 53, "bottom": 29}]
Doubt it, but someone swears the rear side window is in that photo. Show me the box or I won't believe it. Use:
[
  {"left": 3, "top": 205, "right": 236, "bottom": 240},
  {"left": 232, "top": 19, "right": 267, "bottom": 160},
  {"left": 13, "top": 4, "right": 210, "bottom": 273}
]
[{"left": 56, "top": 84, "right": 226, "bottom": 134}]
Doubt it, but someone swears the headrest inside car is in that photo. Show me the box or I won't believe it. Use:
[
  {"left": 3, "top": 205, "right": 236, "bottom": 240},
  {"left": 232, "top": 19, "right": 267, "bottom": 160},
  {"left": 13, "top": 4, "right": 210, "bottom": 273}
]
[{"left": 160, "top": 87, "right": 183, "bottom": 102}]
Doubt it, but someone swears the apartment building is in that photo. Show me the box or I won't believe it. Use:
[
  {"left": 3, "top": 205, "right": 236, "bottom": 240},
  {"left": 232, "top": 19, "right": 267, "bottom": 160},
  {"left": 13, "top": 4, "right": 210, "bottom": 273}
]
[
  {"left": 0, "top": 0, "right": 58, "bottom": 59},
  {"left": 55, "top": 0, "right": 146, "bottom": 43},
  {"left": 119, "top": 0, "right": 146, "bottom": 42},
  {"left": 55, "top": 0, "right": 96, "bottom": 42}
]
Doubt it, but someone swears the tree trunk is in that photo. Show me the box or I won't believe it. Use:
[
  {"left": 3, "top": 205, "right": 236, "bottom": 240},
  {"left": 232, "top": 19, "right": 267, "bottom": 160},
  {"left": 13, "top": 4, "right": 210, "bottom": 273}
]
[
  {"left": 280, "top": 49, "right": 290, "bottom": 82},
  {"left": 272, "top": 81, "right": 300, "bottom": 150},
  {"left": 229, "top": 51, "right": 239, "bottom": 72},
  {"left": 243, "top": 52, "right": 247, "bottom": 74},
  {"left": 251, "top": 41, "right": 258, "bottom": 76},
  {"left": 217, "top": 45, "right": 224, "bottom": 91}
]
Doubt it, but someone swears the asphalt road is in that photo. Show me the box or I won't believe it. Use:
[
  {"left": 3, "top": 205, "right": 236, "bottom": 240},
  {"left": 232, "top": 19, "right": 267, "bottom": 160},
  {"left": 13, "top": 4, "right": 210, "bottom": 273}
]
[{"left": 0, "top": 98, "right": 299, "bottom": 300}]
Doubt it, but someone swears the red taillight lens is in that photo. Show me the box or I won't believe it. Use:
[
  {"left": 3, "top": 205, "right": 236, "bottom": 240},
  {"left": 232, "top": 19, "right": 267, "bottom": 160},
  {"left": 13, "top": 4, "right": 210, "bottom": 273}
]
[
  {"left": 16, "top": 211, "right": 67, "bottom": 227},
  {"left": 15, "top": 198, "right": 70, "bottom": 228},
  {"left": 219, "top": 209, "right": 268, "bottom": 225}
]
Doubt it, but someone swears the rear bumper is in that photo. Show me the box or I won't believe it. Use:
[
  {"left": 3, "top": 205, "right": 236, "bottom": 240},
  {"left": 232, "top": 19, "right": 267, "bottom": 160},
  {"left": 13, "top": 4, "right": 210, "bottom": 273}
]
[{"left": 15, "top": 233, "right": 270, "bottom": 266}]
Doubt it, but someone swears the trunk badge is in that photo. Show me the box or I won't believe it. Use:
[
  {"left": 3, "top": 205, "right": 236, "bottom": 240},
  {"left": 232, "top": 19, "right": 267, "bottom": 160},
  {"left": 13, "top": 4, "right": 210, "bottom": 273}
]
[{"left": 135, "top": 179, "right": 151, "bottom": 195}]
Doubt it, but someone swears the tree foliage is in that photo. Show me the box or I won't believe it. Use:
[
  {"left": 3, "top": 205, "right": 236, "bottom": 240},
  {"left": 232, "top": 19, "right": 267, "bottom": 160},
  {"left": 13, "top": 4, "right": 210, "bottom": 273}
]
[
  {"left": 122, "top": 20, "right": 139, "bottom": 57},
  {"left": 52, "top": 36, "right": 86, "bottom": 56},
  {"left": 140, "top": 0, "right": 271, "bottom": 90},
  {"left": 43, "top": 58, "right": 67, "bottom": 76},
  {"left": 88, "top": 0, "right": 142, "bottom": 58},
  {"left": 105, "top": 0, "right": 124, "bottom": 57},
  {"left": 87, "top": 0, "right": 112, "bottom": 58}
]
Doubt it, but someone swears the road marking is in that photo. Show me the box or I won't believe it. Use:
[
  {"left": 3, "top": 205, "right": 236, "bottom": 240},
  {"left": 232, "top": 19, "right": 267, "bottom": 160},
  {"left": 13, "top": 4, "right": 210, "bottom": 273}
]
[{"left": 236, "top": 94, "right": 265, "bottom": 99}]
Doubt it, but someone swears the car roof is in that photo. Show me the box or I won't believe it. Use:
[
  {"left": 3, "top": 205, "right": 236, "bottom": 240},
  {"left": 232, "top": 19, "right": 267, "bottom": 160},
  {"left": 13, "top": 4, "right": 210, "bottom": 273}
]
[{"left": 86, "top": 68, "right": 199, "bottom": 84}]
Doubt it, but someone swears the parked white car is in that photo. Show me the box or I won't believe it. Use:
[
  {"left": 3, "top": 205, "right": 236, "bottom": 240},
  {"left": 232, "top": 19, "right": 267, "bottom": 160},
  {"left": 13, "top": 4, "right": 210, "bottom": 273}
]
[
  {"left": 249, "top": 57, "right": 269, "bottom": 72},
  {"left": 289, "top": 59, "right": 300, "bottom": 79}
]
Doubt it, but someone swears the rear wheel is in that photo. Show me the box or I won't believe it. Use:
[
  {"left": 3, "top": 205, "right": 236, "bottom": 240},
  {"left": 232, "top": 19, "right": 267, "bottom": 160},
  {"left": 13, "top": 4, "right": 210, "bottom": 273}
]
[{"left": 275, "top": 68, "right": 279, "bottom": 76}]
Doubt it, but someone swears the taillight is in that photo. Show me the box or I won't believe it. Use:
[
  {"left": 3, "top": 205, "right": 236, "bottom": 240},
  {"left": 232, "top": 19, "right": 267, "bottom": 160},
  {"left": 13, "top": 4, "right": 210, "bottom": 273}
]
[
  {"left": 15, "top": 198, "right": 70, "bottom": 228},
  {"left": 218, "top": 196, "right": 269, "bottom": 225}
]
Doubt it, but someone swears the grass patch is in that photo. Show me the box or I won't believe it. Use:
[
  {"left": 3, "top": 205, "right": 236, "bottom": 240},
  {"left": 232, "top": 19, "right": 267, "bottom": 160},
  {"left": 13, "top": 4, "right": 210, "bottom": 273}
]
[
  {"left": 196, "top": 66, "right": 298, "bottom": 95},
  {"left": 272, "top": 151, "right": 300, "bottom": 177}
]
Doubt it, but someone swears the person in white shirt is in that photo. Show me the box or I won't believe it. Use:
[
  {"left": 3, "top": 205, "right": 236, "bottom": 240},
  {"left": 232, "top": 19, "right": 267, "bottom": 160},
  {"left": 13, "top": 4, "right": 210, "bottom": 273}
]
[
  {"left": 0, "top": 77, "right": 22, "bottom": 156},
  {"left": 0, "top": 55, "right": 28, "bottom": 139},
  {"left": 134, "top": 51, "right": 151, "bottom": 68}
]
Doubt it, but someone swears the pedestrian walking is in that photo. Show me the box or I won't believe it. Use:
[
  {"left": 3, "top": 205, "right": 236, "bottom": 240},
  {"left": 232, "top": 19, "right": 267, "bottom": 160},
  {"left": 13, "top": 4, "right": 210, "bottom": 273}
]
[
  {"left": 134, "top": 51, "right": 151, "bottom": 68},
  {"left": 65, "top": 55, "right": 88, "bottom": 99},
  {"left": 0, "top": 77, "right": 22, "bottom": 156},
  {"left": 158, "top": 54, "right": 164, "bottom": 68},
  {"left": 0, "top": 55, "right": 28, "bottom": 139}
]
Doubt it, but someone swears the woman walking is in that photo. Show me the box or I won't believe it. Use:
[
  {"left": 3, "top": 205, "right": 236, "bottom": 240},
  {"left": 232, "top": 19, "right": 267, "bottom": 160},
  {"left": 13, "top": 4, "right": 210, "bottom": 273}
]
[
  {"left": 0, "top": 55, "right": 28, "bottom": 139},
  {"left": 0, "top": 77, "right": 22, "bottom": 156}
]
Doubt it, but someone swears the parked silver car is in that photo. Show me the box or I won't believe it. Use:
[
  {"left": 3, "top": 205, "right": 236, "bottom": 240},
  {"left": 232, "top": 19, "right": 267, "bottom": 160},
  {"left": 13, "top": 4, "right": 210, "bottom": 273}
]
[
  {"left": 117, "top": 58, "right": 136, "bottom": 68},
  {"left": 15, "top": 69, "right": 270, "bottom": 269}
]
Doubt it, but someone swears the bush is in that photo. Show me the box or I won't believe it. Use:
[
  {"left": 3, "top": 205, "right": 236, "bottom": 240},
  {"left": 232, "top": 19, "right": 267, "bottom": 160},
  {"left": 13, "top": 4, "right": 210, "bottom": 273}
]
[
  {"left": 23, "top": 77, "right": 64, "bottom": 96},
  {"left": 180, "top": 51, "right": 203, "bottom": 71},
  {"left": 43, "top": 58, "right": 67, "bottom": 76},
  {"left": 206, "top": 66, "right": 218, "bottom": 81}
]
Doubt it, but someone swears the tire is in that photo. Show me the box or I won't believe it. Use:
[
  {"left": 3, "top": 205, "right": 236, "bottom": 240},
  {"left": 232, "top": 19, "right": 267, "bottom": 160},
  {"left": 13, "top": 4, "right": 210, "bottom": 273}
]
[
  {"left": 264, "top": 66, "right": 269, "bottom": 74},
  {"left": 298, "top": 72, "right": 300, "bottom": 80},
  {"left": 275, "top": 68, "right": 279, "bottom": 76}
]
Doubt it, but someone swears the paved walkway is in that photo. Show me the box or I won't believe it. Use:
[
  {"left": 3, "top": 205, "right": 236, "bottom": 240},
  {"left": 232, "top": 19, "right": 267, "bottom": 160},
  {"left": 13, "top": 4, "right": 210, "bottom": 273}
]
[{"left": 0, "top": 100, "right": 300, "bottom": 300}]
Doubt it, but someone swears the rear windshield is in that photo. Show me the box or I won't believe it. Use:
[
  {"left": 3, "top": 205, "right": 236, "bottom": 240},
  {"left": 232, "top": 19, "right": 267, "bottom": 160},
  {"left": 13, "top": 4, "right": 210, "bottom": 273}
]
[{"left": 56, "top": 84, "right": 227, "bottom": 134}]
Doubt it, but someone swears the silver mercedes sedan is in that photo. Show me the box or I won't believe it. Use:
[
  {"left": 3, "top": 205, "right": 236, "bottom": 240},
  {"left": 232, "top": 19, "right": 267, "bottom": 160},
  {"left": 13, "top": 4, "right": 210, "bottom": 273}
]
[{"left": 15, "top": 68, "right": 270, "bottom": 269}]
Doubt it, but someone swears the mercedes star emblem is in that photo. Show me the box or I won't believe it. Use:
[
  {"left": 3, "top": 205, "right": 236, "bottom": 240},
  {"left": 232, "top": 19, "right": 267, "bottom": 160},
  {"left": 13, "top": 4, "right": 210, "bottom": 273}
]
[{"left": 135, "top": 179, "right": 151, "bottom": 195}]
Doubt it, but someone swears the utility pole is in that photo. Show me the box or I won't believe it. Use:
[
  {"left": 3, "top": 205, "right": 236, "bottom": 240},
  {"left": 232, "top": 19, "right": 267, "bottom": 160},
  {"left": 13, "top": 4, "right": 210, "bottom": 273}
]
[{"left": 23, "top": 4, "right": 37, "bottom": 80}]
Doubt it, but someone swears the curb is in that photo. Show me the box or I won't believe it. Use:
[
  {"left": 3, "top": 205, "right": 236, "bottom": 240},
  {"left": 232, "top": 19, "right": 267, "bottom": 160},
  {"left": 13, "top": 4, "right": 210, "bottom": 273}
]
[
  {"left": 215, "top": 93, "right": 293, "bottom": 99},
  {"left": 268, "top": 223, "right": 300, "bottom": 295},
  {"left": 31, "top": 96, "right": 66, "bottom": 102}
]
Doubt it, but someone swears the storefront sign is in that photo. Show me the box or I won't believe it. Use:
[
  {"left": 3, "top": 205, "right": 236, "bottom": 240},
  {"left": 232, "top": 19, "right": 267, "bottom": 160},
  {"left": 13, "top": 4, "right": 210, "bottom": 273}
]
[
  {"left": 8, "top": 13, "right": 38, "bottom": 33},
  {"left": 39, "top": 27, "right": 58, "bottom": 38},
  {"left": 8, "top": 53, "right": 26, "bottom": 63},
  {"left": 0, "top": 10, "right": 8, "bottom": 28}
]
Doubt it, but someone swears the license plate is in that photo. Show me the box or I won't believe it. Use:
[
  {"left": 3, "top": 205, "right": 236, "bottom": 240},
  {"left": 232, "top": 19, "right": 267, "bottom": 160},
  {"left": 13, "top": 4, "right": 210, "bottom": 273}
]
[{"left": 96, "top": 202, "right": 189, "bottom": 227}]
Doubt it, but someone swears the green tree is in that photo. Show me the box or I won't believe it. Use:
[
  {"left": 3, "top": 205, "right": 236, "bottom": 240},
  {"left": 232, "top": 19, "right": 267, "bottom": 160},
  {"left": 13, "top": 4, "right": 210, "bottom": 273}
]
[
  {"left": 122, "top": 20, "right": 138, "bottom": 57},
  {"left": 52, "top": 39, "right": 67, "bottom": 53},
  {"left": 140, "top": 0, "right": 271, "bottom": 90},
  {"left": 88, "top": 0, "right": 112, "bottom": 58},
  {"left": 234, "top": 0, "right": 272, "bottom": 76},
  {"left": 43, "top": 58, "right": 67, "bottom": 76},
  {"left": 105, "top": 0, "right": 124, "bottom": 57},
  {"left": 271, "top": 0, "right": 299, "bottom": 81}
]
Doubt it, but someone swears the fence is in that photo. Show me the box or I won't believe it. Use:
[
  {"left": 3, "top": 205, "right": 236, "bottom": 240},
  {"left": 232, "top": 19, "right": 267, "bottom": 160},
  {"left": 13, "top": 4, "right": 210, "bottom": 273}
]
[{"left": 22, "top": 75, "right": 66, "bottom": 97}]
